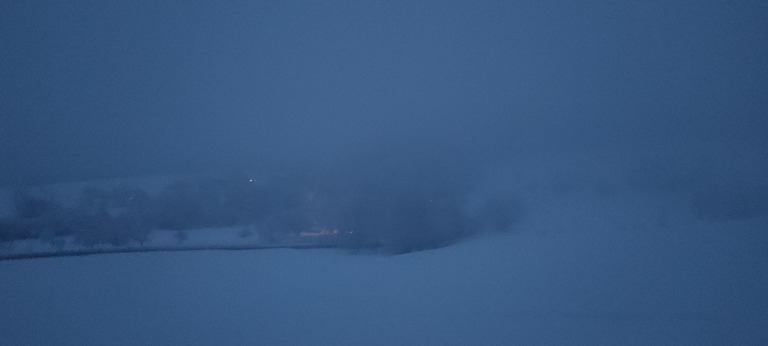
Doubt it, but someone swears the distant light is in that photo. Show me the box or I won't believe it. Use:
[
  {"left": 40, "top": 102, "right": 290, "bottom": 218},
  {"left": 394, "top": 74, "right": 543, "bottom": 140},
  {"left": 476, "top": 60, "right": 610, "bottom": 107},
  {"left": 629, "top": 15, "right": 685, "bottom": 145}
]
[{"left": 249, "top": 179, "right": 254, "bottom": 182}]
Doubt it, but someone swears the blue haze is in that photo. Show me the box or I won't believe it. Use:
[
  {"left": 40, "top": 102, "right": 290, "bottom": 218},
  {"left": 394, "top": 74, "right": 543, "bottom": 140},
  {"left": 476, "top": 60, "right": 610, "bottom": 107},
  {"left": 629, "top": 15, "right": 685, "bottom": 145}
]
[
  {"left": 2, "top": 1, "right": 766, "bottom": 189},
  {"left": 2, "top": 1, "right": 768, "bottom": 344}
]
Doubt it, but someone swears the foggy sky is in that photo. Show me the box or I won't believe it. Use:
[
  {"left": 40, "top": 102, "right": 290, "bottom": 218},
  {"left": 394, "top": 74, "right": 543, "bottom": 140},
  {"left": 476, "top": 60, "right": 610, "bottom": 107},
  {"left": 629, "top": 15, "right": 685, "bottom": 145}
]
[{"left": 1, "top": 1, "right": 767, "bottom": 191}]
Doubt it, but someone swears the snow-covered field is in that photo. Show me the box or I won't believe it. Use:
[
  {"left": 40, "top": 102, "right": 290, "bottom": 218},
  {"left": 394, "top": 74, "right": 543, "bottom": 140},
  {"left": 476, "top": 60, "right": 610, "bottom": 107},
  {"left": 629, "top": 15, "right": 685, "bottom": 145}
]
[
  {"left": 0, "top": 226, "right": 324, "bottom": 260},
  {"left": 2, "top": 181, "right": 767, "bottom": 345}
]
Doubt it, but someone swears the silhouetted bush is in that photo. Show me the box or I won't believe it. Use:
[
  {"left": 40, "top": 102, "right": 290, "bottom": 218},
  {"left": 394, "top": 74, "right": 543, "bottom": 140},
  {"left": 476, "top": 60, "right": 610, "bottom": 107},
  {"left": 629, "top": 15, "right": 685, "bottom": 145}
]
[
  {"left": 0, "top": 173, "right": 524, "bottom": 253},
  {"left": 67, "top": 186, "right": 154, "bottom": 246}
]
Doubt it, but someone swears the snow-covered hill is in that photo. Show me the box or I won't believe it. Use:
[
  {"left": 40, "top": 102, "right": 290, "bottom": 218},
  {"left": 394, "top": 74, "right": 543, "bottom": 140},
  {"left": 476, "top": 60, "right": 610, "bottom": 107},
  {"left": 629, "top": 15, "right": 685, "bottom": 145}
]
[
  {"left": 2, "top": 163, "right": 768, "bottom": 344},
  {"left": 2, "top": 206, "right": 767, "bottom": 345}
]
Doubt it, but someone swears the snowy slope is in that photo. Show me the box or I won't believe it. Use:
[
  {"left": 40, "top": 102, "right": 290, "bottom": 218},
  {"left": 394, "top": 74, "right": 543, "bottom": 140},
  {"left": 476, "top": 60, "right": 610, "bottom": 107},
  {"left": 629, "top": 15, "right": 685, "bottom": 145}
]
[
  {"left": 2, "top": 216, "right": 767, "bottom": 345},
  {"left": 2, "top": 167, "right": 768, "bottom": 344}
]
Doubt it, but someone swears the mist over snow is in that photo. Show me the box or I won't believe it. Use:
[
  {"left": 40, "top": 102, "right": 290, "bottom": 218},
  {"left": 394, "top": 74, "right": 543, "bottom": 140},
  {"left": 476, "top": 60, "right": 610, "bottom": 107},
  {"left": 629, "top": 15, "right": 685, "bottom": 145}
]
[
  {"left": 2, "top": 0, "right": 768, "bottom": 344},
  {"left": 2, "top": 161, "right": 768, "bottom": 344},
  {"left": 2, "top": 216, "right": 768, "bottom": 345}
]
